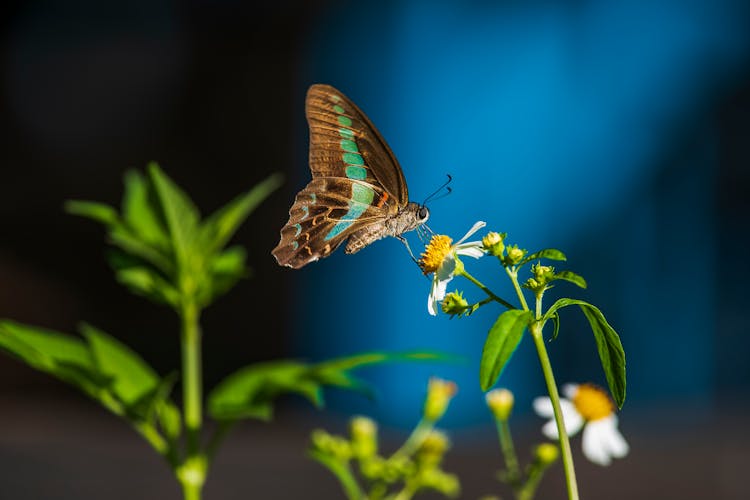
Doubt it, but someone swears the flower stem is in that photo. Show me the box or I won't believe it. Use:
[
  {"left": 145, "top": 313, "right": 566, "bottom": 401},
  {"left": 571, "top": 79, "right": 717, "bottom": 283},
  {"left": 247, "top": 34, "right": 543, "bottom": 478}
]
[
  {"left": 529, "top": 322, "right": 578, "bottom": 500},
  {"left": 391, "top": 418, "right": 434, "bottom": 459},
  {"left": 505, "top": 267, "right": 529, "bottom": 311},
  {"left": 496, "top": 419, "right": 521, "bottom": 486},
  {"left": 459, "top": 269, "right": 516, "bottom": 310},
  {"left": 179, "top": 300, "right": 205, "bottom": 499}
]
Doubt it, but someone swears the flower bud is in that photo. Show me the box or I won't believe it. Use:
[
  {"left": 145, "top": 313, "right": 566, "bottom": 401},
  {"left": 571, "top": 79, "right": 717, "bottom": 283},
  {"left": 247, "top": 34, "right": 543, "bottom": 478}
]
[
  {"left": 482, "top": 231, "right": 506, "bottom": 256},
  {"left": 350, "top": 416, "right": 378, "bottom": 459},
  {"left": 417, "top": 430, "right": 451, "bottom": 466},
  {"left": 531, "top": 263, "right": 554, "bottom": 284},
  {"left": 504, "top": 244, "right": 526, "bottom": 265},
  {"left": 423, "top": 378, "right": 457, "bottom": 422},
  {"left": 441, "top": 290, "right": 469, "bottom": 317},
  {"left": 534, "top": 443, "right": 559, "bottom": 466},
  {"left": 485, "top": 388, "right": 514, "bottom": 421}
]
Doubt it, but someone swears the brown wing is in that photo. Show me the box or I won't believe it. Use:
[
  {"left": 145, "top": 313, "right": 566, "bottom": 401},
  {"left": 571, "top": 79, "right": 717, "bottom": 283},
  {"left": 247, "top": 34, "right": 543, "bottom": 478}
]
[
  {"left": 271, "top": 177, "right": 393, "bottom": 269},
  {"left": 305, "top": 84, "right": 409, "bottom": 206}
]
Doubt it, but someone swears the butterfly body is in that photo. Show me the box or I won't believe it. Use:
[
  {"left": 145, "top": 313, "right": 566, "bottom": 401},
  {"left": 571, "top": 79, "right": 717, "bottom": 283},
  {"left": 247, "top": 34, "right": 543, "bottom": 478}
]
[{"left": 272, "top": 84, "right": 429, "bottom": 269}]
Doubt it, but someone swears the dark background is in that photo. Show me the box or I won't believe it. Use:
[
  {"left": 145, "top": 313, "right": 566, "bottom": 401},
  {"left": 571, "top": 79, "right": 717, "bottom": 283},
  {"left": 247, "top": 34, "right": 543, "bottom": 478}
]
[{"left": 1, "top": 1, "right": 749, "bottom": 499}]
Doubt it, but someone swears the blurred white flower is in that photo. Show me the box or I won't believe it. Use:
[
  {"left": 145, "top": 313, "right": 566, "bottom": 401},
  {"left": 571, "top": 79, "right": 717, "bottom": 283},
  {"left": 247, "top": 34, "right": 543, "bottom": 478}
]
[{"left": 533, "top": 383, "right": 629, "bottom": 466}]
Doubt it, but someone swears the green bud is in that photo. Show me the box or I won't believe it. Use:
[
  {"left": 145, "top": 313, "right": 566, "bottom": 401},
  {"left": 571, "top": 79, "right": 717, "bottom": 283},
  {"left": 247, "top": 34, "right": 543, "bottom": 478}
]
[
  {"left": 531, "top": 262, "right": 555, "bottom": 284},
  {"left": 310, "top": 429, "right": 352, "bottom": 460},
  {"left": 441, "top": 290, "right": 469, "bottom": 317},
  {"left": 504, "top": 244, "right": 526, "bottom": 266},
  {"left": 423, "top": 378, "right": 457, "bottom": 422},
  {"left": 417, "top": 469, "right": 461, "bottom": 497},
  {"left": 534, "top": 443, "right": 560, "bottom": 466},
  {"left": 482, "top": 231, "right": 506, "bottom": 256},
  {"left": 485, "top": 388, "right": 514, "bottom": 421}
]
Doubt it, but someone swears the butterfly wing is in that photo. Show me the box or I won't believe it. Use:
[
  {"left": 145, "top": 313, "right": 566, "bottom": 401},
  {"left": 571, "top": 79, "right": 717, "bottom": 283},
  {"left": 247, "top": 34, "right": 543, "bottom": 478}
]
[{"left": 272, "top": 84, "right": 408, "bottom": 269}]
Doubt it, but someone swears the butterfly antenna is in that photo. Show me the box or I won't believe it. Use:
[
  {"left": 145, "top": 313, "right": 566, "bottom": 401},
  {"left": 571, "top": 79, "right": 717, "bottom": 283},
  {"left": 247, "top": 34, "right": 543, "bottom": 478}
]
[{"left": 422, "top": 174, "right": 453, "bottom": 206}]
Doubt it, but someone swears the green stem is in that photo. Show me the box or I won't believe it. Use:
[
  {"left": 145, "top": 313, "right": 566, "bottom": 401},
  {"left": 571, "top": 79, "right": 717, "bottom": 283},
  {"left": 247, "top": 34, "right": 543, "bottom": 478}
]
[
  {"left": 505, "top": 267, "right": 529, "bottom": 311},
  {"left": 391, "top": 418, "right": 434, "bottom": 459},
  {"left": 529, "top": 322, "right": 578, "bottom": 500},
  {"left": 459, "top": 269, "right": 516, "bottom": 310},
  {"left": 179, "top": 300, "right": 206, "bottom": 499},
  {"left": 496, "top": 420, "right": 521, "bottom": 486}
]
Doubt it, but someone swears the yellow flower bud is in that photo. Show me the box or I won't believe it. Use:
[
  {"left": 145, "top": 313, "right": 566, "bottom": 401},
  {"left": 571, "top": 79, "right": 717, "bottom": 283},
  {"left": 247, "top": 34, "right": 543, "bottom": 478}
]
[
  {"left": 418, "top": 430, "right": 451, "bottom": 466},
  {"left": 482, "top": 231, "right": 505, "bottom": 256},
  {"left": 505, "top": 244, "right": 526, "bottom": 265},
  {"left": 535, "top": 443, "right": 560, "bottom": 465},
  {"left": 350, "top": 416, "right": 378, "bottom": 459},
  {"left": 531, "top": 263, "right": 554, "bottom": 284},
  {"left": 485, "top": 388, "right": 514, "bottom": 421},
  {"left": 423, "top": 378, "right": 457, "bottom": 422}
]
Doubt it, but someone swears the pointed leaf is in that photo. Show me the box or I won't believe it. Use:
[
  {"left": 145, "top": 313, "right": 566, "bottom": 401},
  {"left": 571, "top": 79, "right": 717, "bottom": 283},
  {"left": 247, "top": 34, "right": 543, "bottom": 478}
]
[
  {"left": 551, "top": 270, "right": 587, "bottom": 289},
  {"left": 115, "top": 266, "right": 180, "bottom": 307},
  {"left": 65, "top": 200, "right": 120, "bottom": 227},
  {"left": 480, "top": 310, "right": 533, "bottom": 391},
  {"left": 122, "top": 169, "right": 169, "bottom": 249},
  {"left": 543, "top": 298, "right": 626, "bottom": 408},
  {"left": 148, "top": 162, "right": 200, "bottom": 268},
  {"left": 520, "top": 248, "right": 567, "bottom": 266},
  {"left": 200, "top": 172, "right": 283, "bottom": 255},
  {"left": 80, "top": 323, "right": 160, "bottom": 406},
  {"left": 0, "top": 320, "right": 104, "bottom": 395}
]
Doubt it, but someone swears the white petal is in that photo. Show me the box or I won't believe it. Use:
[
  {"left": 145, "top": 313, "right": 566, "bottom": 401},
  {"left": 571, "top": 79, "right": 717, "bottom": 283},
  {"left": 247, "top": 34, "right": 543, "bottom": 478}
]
[
  {"left": 582, "top": 420, "right": 611, "bottom": 466},
  {"left": 600, "top": 416, "right": 629, "bottom": 458},
  {"left": 562, "top": 384, "right": 579, "bottom": 399},
  {"left": 427, "top": 278, "right": 444, "bottom": 316},
  {"left": 542, "top": 419, "right": 559, "bottom": 439},
  {"left": 537, "top": 399, "right": 583, "bottom": 439},
  {"left": 455, "top": 242, "right": 485, "bottom": 259},
  {"left": 436, "top": 255, "right": 457, "bottom": 281},
  {"left": 533, "top": 397, "right": 554, "bottom": 417},
  {"left": 456, "top": 221, "right": 486, "bottom": 244}
]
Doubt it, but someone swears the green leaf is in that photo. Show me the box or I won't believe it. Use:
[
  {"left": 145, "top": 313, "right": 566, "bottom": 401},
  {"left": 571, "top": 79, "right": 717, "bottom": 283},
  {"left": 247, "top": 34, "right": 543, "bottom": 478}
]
[
  {"left": 157, "top": 401, "right": 182, "bottom": 440},
  {"left": 121, "top": 169, "right": 169, "bottom": 249},
  {"left": 543, "top": 298, "right": 626, "bottom": 408},
  {"left": 115, "top": 266, "right": 180, "bottom": 307},
  {"left": 207, "top": 361, "right": 309, "bottom": 420},
  {"left": 109, "top": 229, "right": 174, "bottom": 273},
  {"left": 550, "top": 311, "right": 561, "bottom": 340},
  {"left": 200, "top": 172, "right": 283, "bottom": 255},
  {"left": 65, "top": 200, "right": 120, "bottom": 227},
  {"left": 479, "top": 310, "right": 533, "bottom": 391},
  {"left": 147, "top": 162, "right": 200, "bottom": 269},
  {"left": 205, "top": 246, "right": 250, "bottom": 303},
  {"left": 519, "top": 248, "right": 567, "bottom": 266},
  {"left": 0, "top": 320, "right": 104, "bottom": 395},
  {"left": 80, "top": 323, "right": 160, "bottom": 406},
  {"left": 551, "top": 270, "right": 587, "bottom": 289}
]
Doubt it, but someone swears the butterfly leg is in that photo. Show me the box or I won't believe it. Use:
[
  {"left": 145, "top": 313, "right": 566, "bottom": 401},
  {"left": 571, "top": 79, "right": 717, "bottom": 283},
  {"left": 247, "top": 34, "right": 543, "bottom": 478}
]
[{"left": 397, "top": 235, "right": 421, "bottom": 265}]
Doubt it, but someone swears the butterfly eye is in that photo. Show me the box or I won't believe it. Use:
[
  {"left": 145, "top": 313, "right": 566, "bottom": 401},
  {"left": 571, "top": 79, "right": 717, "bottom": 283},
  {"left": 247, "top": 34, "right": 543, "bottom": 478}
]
[{"left": 418, "top": 206, "right": 429, "bottom": 221}]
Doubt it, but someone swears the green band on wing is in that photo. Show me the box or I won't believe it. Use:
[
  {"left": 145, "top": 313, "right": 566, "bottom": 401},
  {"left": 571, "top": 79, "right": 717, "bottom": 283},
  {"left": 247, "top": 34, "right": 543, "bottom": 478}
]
[
  {"left": 339, "top": 128, "right": 354, "bottom": 139},
  {"left": 342, "top": 152, "right": 364, "bottom": 165},
  {"left": 293, "top": 223, "right": 302, "bottom": 236},
  {"left": 345, "top": 166, "right": 367, "bottom": 180},
  {"left": 340, "top": 139, "right": 358, "bottom": 152},
  {"left": 338, "top": 116, "right": 352, "bottom": 127},
  {"left": 333, "top": 105, "right": 345, "bottom": 114},
  {"left": 324, "top": 184, "right": 374, "bottom": 241}
]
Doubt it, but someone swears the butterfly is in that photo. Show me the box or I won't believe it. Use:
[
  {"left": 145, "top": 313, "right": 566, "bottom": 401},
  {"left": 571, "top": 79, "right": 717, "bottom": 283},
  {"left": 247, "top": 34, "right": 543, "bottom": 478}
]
[{"left": 272, "top": 84, "right": 431, "bottom": 269}]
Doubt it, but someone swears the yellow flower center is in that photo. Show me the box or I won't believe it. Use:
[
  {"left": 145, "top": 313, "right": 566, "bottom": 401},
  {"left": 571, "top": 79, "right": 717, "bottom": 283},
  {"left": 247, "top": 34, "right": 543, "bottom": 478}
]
[
  {"left": 419, "top": 235, "right": 453, "bottom": 274},
  {"left": 571, "top": 384, "right": 614, "bottom": 421}
]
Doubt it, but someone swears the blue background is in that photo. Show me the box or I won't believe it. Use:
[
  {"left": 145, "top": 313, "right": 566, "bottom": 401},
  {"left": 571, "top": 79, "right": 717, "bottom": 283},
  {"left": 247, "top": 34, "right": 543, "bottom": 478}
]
[{"left": 0, "top": 0, "right": 748, "bottom": 498}]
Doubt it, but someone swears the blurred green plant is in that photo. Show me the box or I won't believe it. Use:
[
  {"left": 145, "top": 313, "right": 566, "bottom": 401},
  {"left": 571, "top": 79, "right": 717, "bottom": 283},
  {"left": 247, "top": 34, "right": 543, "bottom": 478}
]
[
  {"left": 0, "top": 163, "right": 442, "bottom": 500},
  {"left": 310, "top": 377, "right": 461, "bottom": 500}
]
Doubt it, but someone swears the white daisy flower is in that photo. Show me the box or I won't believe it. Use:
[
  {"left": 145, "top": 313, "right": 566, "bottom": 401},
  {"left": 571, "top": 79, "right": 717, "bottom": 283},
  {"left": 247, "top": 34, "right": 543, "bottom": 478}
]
[
  {"left": 533, "top": 383, "right": 629, "bottom": 466},
  {"left": 418, "top": 221, "right": 486, "bottom": 316}
]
